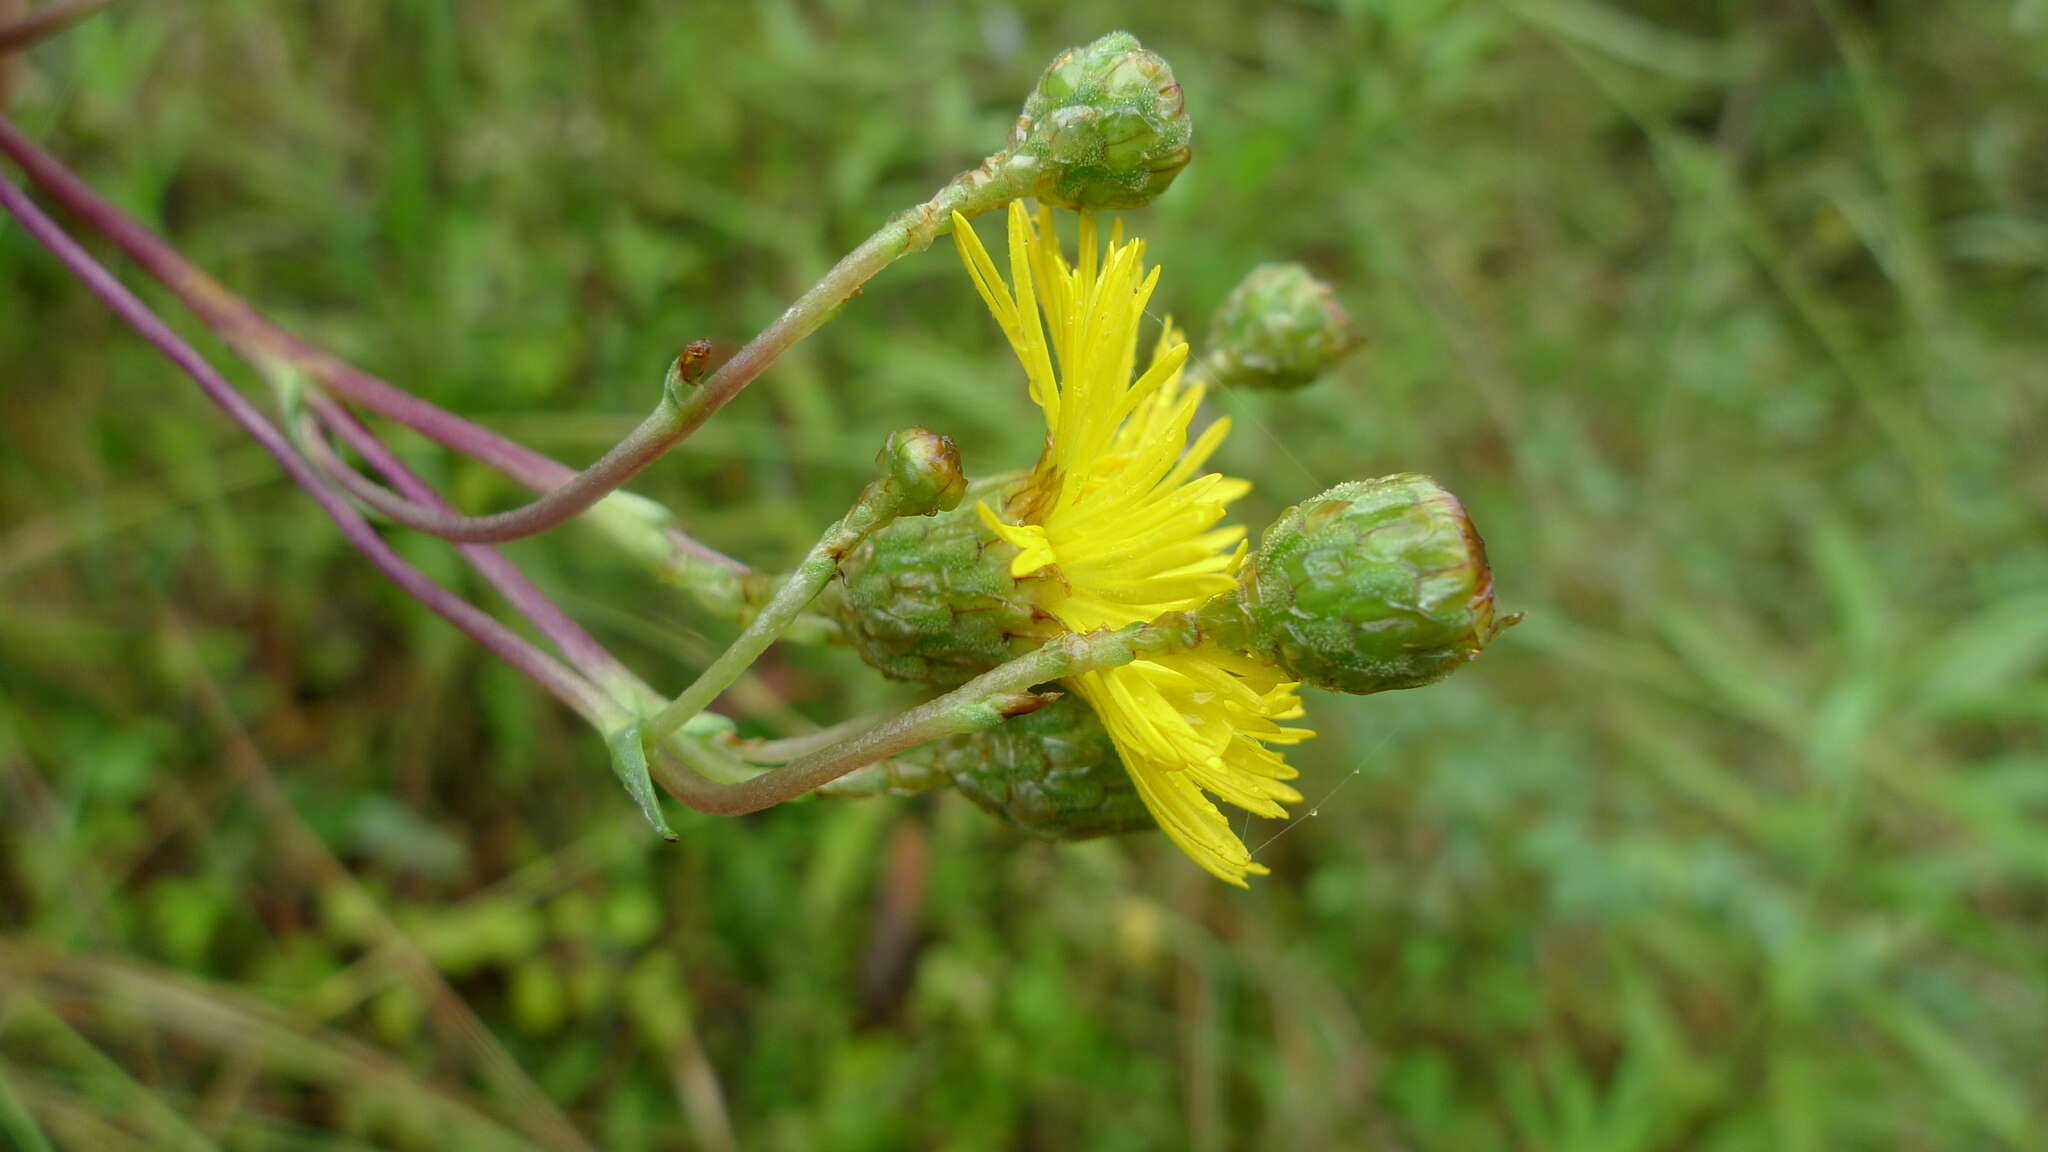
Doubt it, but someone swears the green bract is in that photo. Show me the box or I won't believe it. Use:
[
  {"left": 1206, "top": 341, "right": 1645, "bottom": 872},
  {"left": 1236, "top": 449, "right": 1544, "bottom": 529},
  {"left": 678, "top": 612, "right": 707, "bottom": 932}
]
[
  {"left": 926, "top": 693, "right": 1152, "bottom": 840},
  {"left": 1010, "top": 31, "right": 1192, "bottom": 212},
  {"left": 1206, "top": 263, "right": 1358, "bottom": 392},
  {"left": 1227, "top": 474, "right": 1513, "bottom": 694},
  {"left": 833, "top": 474, "right": 1042, "bottom": 686}
]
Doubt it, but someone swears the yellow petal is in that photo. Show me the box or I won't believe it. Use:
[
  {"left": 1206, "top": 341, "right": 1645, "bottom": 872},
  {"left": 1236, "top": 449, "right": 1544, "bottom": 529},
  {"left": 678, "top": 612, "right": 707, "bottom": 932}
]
[{"left": 952, "top": 204, "right": 1319, "bottom": 885}]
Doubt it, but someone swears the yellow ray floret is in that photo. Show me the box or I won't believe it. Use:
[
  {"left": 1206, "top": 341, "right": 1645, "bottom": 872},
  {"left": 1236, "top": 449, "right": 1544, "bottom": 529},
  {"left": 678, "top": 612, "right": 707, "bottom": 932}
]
[{"left": 953, "top": 202, "right": 1315, "bottom": 886}]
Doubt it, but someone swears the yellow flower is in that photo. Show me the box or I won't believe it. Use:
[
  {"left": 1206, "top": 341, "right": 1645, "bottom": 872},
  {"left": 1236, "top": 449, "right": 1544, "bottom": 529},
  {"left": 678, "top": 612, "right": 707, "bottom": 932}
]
[{"left": 953, "top": 202, "right": 1313, "bottom": 886}]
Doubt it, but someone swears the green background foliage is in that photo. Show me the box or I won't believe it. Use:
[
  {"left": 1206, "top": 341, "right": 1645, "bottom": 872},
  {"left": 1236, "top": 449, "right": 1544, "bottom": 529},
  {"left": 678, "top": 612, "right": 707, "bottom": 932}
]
[{"left": 3, "top": 1, "right": 2046, "bottom": 1148}]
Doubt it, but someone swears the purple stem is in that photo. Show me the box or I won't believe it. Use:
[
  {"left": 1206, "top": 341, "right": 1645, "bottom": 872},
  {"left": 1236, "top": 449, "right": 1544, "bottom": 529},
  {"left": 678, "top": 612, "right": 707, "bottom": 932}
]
[
  {"left": 0, "top": 0, "right": 116, "bottom": 52},
  {"left": 0, "top": 172, "right": 614, "bottom": 724},
  {"left": 274, "top": 399, "right": 687, "bottom": 544},
  {"left": 304, "top": 393, "right": 649, "bottom": 701},
  {"left": 0, "top": 115, "right": 740, "bottom": 567}
]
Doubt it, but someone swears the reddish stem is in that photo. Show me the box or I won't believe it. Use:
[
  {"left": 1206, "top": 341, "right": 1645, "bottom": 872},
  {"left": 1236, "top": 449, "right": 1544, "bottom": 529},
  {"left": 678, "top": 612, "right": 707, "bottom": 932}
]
[
  {"left": 304, "top": 393, "right": 649, "bottom": 700},
  {"left": 0, "top": 0, "right": 115, "bottom": 52},
  {"left": 0, "top": 172, "right": 614, "bottom": 723},
  {"left": 0, "top": 115, "right": 739, "bottom": 565}
]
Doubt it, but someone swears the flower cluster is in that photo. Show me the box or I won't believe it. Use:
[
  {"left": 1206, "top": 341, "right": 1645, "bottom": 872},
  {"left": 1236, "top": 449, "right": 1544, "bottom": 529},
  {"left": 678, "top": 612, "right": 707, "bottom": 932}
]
[
  {"left": 957, "top": 204, "right": 1313, "bottom": 885},
  {"left": 817, "top": 33, "right": 1511, "bottom": 886}
]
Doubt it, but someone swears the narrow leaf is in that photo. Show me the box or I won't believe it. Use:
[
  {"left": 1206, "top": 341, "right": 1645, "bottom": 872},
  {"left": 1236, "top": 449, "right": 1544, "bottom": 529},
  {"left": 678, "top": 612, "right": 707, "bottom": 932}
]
[{"left": 608, "top": 723, "right": 677, "bottom": 841}]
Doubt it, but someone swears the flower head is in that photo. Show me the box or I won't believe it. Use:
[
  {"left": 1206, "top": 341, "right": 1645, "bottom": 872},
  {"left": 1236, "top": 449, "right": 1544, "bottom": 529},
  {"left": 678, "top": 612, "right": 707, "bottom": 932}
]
[
  {"left": 1206, "top": 262, "right": 1360, "bottom": 392},
  {"left": 1234, "top": 475, "right": 1517, "bottom": 694},
  {"left": 954, "top": 202, "right": 1311, "bottom": 885},
  {"left": 1009, "top": 31, "right": 1192, "bottom": 212},
  {"left": 936, "top": 693, "right": 1155, "bottom": 841}
]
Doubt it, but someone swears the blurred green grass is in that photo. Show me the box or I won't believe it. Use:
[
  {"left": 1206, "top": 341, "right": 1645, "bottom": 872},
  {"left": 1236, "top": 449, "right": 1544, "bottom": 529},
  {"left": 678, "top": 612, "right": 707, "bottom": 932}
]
[{"left": 2, "top": 1, "right": 2046, "bottom": 1149}]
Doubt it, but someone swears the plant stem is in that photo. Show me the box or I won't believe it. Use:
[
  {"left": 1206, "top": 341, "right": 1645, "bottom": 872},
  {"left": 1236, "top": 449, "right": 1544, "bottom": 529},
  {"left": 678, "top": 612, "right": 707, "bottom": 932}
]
[
  {"left": 276, "top": 393, "right": 689, "bottom": 544},
  {"left": 642, "top": 474, "right": 919, "bottom": 745},
  {"left": 649, "top": 615, "right": 1196, "bottom": 815},
  {"left": 0, "top": 0, "right": 117, "bottom": 52},
  {"left": 664, "top": 158, "right": 1026, "bottom": 444},
  {"left": 0, "top": 172, "right": 615, "bottom": 725},
  {"left": 812, "top": 756, "right": 953, "bottom": 798},
  {"left": 0, "top": 118, "right": 555, "bottom": 486},
  {"left": 249, "top": 159, "right": 1025, "bottom": 545},
  {"left": 301, "top": 393, "right": 651, "bottom": 706},
  {"left": 731, "top": 711, "right": 894, "bottom": 764},
  {"left": 578, "top": 489, "right": 783, "bottom": 626},
  {"left": 0, "top": 116, "right": 737, "bottom": 566},
  {"left": 0, "top": 0, "right": 23, "bottom": 112},
  {"left": 1, "top": 114, "right": 1024, "bottom": 545}
]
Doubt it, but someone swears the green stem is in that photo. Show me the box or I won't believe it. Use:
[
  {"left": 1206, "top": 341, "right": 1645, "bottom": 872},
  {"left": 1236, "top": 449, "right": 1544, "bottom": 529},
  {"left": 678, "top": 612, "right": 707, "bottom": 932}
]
[
  {"left": 642, "top": 476, "right": 914, "bottom": 745},
  {"left": 294, "top": 396, "right": 689, "bottom": 544},
  {"left": 257, "top": 154, "right": 1029, "bottom": 547},
  {"left": 649, "top": 614, "right": 1199, "bottom": 815},
  {"left": 661, "top": 154, "right": 1029, "bottom": 439},
  {"left": 814, "top": 756, "right": 954, "bottom": 799},
  {"left": 731, "top": 711, "right": 894, "bottom": 764},
  {"left": 577, "top": 488, "right": 787, "bottom": 626}
]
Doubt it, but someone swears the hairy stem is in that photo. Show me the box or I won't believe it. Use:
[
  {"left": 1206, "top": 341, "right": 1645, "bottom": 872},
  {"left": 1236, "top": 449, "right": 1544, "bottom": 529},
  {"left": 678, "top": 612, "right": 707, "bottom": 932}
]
[{"left": 0, "top": 173, "right": 614, "bottom": 724}]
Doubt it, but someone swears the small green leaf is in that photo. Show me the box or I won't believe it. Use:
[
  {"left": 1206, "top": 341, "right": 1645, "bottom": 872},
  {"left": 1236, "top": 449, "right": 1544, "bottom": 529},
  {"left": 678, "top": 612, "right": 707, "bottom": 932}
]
[{"left": 608, "top": 723, "right": 677, "bottom": 841}]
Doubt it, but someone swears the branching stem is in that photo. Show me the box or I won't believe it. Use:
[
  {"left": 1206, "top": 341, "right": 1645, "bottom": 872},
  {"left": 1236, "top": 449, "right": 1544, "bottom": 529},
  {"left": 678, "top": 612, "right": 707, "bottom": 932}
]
[
  {"left": 649, "top": 615, "right": 1199, "bottom": 815},
  {"left": 269, "top": 158, "right": 1026, "bottom": 544},
  {"left": 1, "top": 116, "right": 1025, "bottom": 546},
  {"left": 0, "top": 172, "right": 614, "bottom": 725},
  {"left": 298, "top": 393, "right": 651, "bottom": 706},
  {"left": 0, "top": 116, "right": 736, "bottom": 567},
  {"left": 642, "top": 473, "right": 924, "bottom": 745}
]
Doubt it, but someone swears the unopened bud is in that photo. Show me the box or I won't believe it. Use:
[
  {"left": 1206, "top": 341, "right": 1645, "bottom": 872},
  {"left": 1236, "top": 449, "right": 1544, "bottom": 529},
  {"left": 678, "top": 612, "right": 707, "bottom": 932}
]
[
  {"left": 835, "top": 472, "right": 1042, "bottom": 685},
  {"left": 1206, "top": 263, "right": 1358, "bottom": 391},
  {"left": 1009, "top": 31, "right": 1192, "bottom": 212},
  {"left": 878, "top": 426, "right": 969, "bottom": 516},
  {"left": 1226, "top": 475, "right": 1516, "bottom": 694},
  {"left": 928, "top": 693, "right": 1153, "bottom": 840}
]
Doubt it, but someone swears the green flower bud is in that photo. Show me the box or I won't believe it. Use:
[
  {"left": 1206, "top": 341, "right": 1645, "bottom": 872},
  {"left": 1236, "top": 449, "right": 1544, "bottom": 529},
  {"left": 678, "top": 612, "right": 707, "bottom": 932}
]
[
  {"left": 925, "top": 693, "right": 1153, "bottom": 840},
  {"left": 878, "top": 426, "right": 968, "bottom": 516},
  {"left": 1225, "top": 474, "right": 1516, "bottom": 694},
  {"left": 833, "top": 473, "right": 1044, "bottom": 686},
  {"left": 1205, "top": 263, "right": 1359, "bottom": 392},
  {"left": 1009, "top": 31, "right": 1192, "bottom": 212}
]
